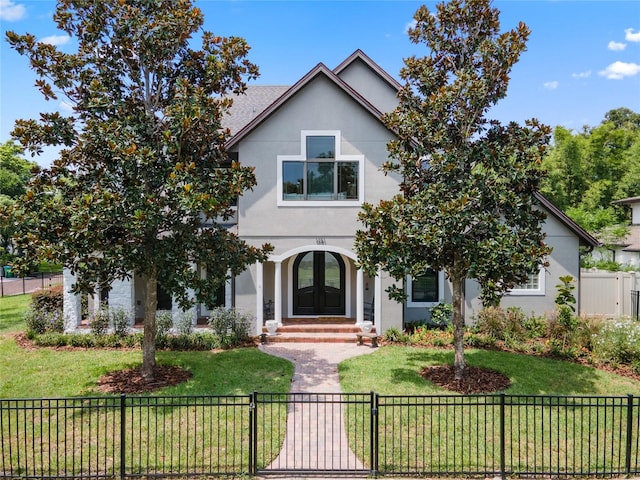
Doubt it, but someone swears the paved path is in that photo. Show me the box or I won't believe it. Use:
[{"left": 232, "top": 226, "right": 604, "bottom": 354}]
[{"left": 257, "top": 342, "right": 376, "bottom": 478}]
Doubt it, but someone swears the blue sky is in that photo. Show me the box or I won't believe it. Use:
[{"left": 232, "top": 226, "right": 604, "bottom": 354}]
[{"left": 1, "top": 0, "right": 639, "bottom": 167}]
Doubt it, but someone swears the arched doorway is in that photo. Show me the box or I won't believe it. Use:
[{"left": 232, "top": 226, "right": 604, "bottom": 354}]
[{"left": 293, "top": 251, "right": 345, "bottom": 315}]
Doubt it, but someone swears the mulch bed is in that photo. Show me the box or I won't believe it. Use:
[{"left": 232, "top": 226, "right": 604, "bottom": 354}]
[
  {"left": 420, "top": 365, "right": 511, "bottom": 394},
  {"left": 96, "top": 365, "right": 193, "bottom": 394}
]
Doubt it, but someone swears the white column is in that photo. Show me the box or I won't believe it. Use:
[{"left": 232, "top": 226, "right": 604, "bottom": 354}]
[
  {"left": 274, "top": 261, "right": 283, "bottom": 326},
  {"left": 225, "top": 270, "right": 233, "bottom": 308},
  {"left": 255, "top": 261, "right": 263, "bottom": 335},
  {"left": 62, "top": 269, "right": 82, "bottom": 332},
  {"left": 356, "top": 267, "right": 364, "bottom": 325},
  {"left": 374, "top": 268, "right": 382, "bottom": 331},
  {"left": 110, "top": 277, "right": 136, "bottom": 325}
]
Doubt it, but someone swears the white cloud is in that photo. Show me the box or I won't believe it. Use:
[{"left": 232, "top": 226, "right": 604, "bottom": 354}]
[
  {"left": 572, "top": 70, "right": 592, "bottom": 79},
  {"left": 60, "top": 100, "right": 74, "bottom": 112},
  {"left": 625, "top": 28, "right": 640, "bottom": 42},
  {"left": 543, "top": 81, "right": 559, "bottom": 90},
  {"left": 0, "top": 0, "right": 26, "bottom": 21},
  {"left": 608, "top": 40, "right": 626, "bottom": 51},
  {"left": 404, "top": 19, "right": 417, "bottom": 35},
  {"left": 39, "top": 35, "right": 70, "bottom": 46},
  {"left": 599, "top": 61, "right": 640, "bottom": 80}
]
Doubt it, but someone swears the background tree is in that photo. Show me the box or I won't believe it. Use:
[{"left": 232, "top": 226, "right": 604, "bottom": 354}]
[
  {"left": 3, "top": 0, "right": 271, "bottom": 380},
  {"left": 355, "top": 0, "right": 551, "bottom": 379},
  {"left": 0, "top": 140, "right": 37, "bottom": 259},
  {"left": 540, "top": 107, "right": 640, "bottom": 236}
]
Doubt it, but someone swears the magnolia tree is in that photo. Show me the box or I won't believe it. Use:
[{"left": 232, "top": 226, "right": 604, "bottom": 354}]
[
  {"left": 355, "top": 0, "right": 552, "bottom": 379},
  {"left": 4, "top": 0, "right": 271, "bottom": 380}
]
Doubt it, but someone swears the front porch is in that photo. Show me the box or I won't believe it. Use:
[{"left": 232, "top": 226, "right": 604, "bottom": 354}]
[{"left": 252, "top": 244, "right": 383, "bottom": 337}]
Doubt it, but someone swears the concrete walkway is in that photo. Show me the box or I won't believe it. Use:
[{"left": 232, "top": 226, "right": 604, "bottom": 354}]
[{"left": 257, "top": 342, "right": 377, "bottom": 479}]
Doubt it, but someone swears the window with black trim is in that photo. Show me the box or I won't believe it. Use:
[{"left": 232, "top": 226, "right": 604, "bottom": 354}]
[{"left": 278, "top": 131, "right": 363, "bottom": 205}]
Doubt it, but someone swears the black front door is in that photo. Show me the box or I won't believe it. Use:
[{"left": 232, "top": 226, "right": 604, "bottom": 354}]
[{"left": 293, "top": 251, "right": 345, "bottom": 315}]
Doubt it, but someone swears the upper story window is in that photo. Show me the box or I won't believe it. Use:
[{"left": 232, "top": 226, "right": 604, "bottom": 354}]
[{"left": 277, "top": 131, "right": 364, "bottom": 207}]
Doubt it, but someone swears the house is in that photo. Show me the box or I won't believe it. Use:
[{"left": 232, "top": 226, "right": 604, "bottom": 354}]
[
  {"left": 604, "top": 196, "right": 640, "bottom": 268},
  {"left": 62, "top": 50, "right": 599, "bottom": 333}
]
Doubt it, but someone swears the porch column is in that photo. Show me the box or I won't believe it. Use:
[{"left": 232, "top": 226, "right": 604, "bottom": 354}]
[
  {"left": 374, "top": 268, "right": 382, "bottom": 331},
  {"left": 274, "top": 261, "right": 283, "bottom": 326},
  {"left": 356, "top": 267, "right": 364, "bottom": 326},
  {"left": 63, "top": 269, "right": 82, "bottom": 332},
  {"left": 255, "top": 261, "right": 263, "bottom": 335}
]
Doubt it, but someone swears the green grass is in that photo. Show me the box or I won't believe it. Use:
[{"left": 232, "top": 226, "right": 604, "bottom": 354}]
[
  {"left": 0, "top": 297, "right": 293, "bottom": 475},
  {"left": 339, "top": 345, "right": 640, "bottom": 395},
  {"left": 0, "top": 294, "right": 31, "bottom": 333},
  {"left": 340, "top": 346, "right": 640, "bottom": 475}
]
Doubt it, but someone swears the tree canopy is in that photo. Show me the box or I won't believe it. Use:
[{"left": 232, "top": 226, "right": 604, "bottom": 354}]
[
  {"left": 540, "top": 107, "right": 640, "bottom": 234},
  {"left": 0, "top": 140, "right": 37, "bottom": 259},
  {"left": 355, "top": 0, "right": 551, "bottom": 379},
  {"left": 3, "top": 0, "right": 271, "bottom": 380}
]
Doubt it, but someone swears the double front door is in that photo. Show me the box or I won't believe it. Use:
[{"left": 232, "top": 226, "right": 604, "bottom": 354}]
[{"left": 293, "top": 251, "right": 345, "bottom": 315}]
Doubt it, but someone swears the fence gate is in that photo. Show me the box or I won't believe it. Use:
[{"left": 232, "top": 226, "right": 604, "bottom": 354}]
[{"left": 254, "top": 392, "right": 373, "bottom": 475}]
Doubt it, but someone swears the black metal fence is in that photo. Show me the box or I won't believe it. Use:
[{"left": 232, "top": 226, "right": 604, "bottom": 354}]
[
  {"left": 1, "top": 393, "right": 639, "bottom": 479},
  {"left": 0, "top": 270, "right": 63, "bottom": 297},
  {"left": 632, "top": 290, "right": 639, "bottom": 321}
]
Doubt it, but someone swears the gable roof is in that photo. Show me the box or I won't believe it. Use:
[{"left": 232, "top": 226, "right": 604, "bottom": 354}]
[
  {"left": 333, "top": 49, "right": 403, "bottom": 92},
  {"left": 612, "top": 196, "right": 640, "bottom": 206},
  {"left": 226, "top": 63, "right": 392, "bottom": 150},
  {"left": 535, "top": 193, "right": 599, "bottom": 248}
]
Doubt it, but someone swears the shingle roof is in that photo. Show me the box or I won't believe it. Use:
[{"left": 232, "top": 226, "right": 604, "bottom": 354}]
[
  {"left": 620, "top": 225, "right": 640, "bottom": 252},
  {"left": 223, "top": 85, "right": 290, "bottom": 135}
]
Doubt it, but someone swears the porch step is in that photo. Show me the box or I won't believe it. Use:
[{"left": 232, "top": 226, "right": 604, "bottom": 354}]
[{"left": 261, "top": 319, "right": 377, "bottom": 344}]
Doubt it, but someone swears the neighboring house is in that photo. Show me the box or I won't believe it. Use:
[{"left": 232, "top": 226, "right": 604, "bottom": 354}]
[
  {"left": 606, "top": 196, "right": 640, "bottom": 268},
  {"left": 62, "top": 50, "right": 599, "bottom": 333}
]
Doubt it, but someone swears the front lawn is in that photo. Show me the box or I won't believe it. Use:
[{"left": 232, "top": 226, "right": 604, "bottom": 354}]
[
  {"left": 339, "top": 345, "right": 640, "bottom": 396},
  {"left": 0, "top": 294, "right": 30, "bottom": 333}
]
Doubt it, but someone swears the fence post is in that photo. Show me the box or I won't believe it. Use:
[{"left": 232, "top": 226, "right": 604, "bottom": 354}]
[
  {"left": 120, "top": 394, "right": 126, "bottom": 480},
  {"left": 500, "top": 393, "right": 506, "bottom": 480},
  {"left": 370, "top": 391, "right": 379, "bottom": 478},
  {"left": 626, "top": 394, "right": 634, "bottom": 476},
  {"left": 249, "top": 391, "right": 257, "bottom": 476}
]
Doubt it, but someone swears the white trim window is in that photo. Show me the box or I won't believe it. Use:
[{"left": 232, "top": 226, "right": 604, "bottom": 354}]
[
  {"left": 508, "top": 268, "right": 546, "bottom": 296},
  {"left": 407, "top": 268, "right": 445, "bottom": 308},
  {"left": 277, "top": 130, "right": 364, "bottom": 206}
]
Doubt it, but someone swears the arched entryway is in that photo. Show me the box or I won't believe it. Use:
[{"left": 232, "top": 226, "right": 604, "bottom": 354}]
[{"left": 292, "top": 251, "right": 345, "bottom": 315}]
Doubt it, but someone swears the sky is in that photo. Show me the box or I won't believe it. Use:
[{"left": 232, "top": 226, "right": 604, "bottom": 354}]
[{"left": 1, "top": 0, "right": 639, "bottom": 167}]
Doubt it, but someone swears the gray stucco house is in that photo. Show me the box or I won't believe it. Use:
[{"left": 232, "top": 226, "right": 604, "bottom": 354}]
[{"left": 62, "top": 50, "right": 598, "bottom": 334}]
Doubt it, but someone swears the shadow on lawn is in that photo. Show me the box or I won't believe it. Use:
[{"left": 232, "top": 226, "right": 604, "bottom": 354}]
[{"left": 392, "top": 348, "right": 606, "bottom": 395}]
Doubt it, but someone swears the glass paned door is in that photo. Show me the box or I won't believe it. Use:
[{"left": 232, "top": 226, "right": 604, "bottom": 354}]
[{"left": 293, "top": 251, "right": 345, "bottom": 315}]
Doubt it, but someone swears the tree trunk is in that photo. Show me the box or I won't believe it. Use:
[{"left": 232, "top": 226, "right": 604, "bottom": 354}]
[
  {"left": 142, "top": 269, "right": 158, "bottom": 382},
  {"left": 451, "top": 272, "right": 466, "bottom": 380}
]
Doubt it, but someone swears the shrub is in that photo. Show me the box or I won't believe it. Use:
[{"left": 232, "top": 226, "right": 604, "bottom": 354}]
[
  {"left": 24, "top": 285, "right": 65, "bottom": 334},
  {"left": 522, "top": 313, "right": 547, "bottom": 339},
  {"left": 383, "top": 327, "right": 408, "bottom": 344},
  {"left": 592, "top": 319, "right": 640, "bottom": 366},
  {"left": 24, "top": 308, "right": 64, "bottom": 334},
  {"left": 473, "top": 306, "right": 507, "bottom": 340},
  {"left": 174, "top": 310, "right": 194, "bottom": 335},
  {"left": 155, "top": 310, "right": 174, "bottom": 339},
  {"left": 30, "top": 286, "right": 64, "bottom": 314},
  {"left": 208, "top": 307, "right": 251, "bottom": 347},
  {"left": 89, "top": 308, "right": 110, "bottom": 336},
  {"left": 110, "top": 307, "right": 131, "bottom": 337}
]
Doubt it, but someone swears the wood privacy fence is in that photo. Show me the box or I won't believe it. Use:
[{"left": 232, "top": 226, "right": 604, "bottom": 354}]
[{"left": 580, "top": 270, "right": 639, "bottom": 318}]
